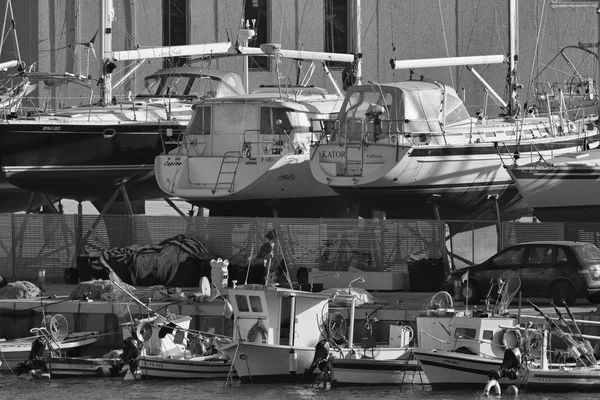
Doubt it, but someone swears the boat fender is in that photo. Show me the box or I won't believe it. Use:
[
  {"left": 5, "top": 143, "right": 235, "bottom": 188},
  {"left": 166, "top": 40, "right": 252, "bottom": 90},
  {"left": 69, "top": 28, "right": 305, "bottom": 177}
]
[
  {"left": 501, "top": 328, "right": 522, "bottom": 349},
  {"left": 247, "top": 320, "right": 268, "bottom": 343},
  {"left": 289, "top": 348, "right": 297, "bottom": 374},
  {"left": 484, "top": 379, "right": 501, "bottom": 396}
]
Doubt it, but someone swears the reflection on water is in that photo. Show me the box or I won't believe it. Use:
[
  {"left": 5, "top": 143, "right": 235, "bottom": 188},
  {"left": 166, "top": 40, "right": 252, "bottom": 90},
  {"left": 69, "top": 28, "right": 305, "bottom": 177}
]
[{"left": 0, "top": 375, "right": 597, "bottom": 400}]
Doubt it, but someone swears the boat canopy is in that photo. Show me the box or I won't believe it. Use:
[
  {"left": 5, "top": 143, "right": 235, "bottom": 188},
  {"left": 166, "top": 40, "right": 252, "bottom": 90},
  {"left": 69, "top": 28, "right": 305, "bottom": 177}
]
[
  {"left": 139, "top": 67, "right": 245, "bottom": 99},
  {"left": 339, "top": 81, "right": 471, "bottom": 136}
]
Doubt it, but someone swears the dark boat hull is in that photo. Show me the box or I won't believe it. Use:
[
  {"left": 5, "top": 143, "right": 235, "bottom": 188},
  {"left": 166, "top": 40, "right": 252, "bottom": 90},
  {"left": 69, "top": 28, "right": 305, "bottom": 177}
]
[{"left": 0, "top": 122, "right": 181, "bottom": 203}]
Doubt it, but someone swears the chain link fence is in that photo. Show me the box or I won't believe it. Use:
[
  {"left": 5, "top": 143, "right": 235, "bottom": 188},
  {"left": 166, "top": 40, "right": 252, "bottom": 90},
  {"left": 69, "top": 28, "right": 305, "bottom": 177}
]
[{"left": 1, "top": 214, "right": 598, "bottom": 286}]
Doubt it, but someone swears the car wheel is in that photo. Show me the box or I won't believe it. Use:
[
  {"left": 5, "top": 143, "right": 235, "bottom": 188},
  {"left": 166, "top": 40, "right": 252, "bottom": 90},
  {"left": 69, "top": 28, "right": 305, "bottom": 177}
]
[
  {"left": 551, "top": 281, "right": 577, "bottom": 306},
  {"left": 459, "top": 281, "right": 479, "bottom": 304},
  {"left": 587, "top": 293, "right": 600, "bottom": 305}
]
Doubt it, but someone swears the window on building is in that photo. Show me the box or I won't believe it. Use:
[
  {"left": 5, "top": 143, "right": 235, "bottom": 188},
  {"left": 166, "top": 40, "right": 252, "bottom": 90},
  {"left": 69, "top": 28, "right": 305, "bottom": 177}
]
[
  {"left": 324, "top": 0, "right": 350, "bottom": 68},
  {"left": 245, "top": 0, "right": 270, "bottom": 70},
  {"left": 163, "top": 0, "right": 188, "bottom": 68}
]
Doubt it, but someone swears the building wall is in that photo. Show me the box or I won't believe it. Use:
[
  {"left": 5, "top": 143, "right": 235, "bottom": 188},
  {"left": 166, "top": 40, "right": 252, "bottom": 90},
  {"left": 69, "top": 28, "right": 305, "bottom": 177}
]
[{"left": 8, "top": 0, "right": 598, "bottom": 113}]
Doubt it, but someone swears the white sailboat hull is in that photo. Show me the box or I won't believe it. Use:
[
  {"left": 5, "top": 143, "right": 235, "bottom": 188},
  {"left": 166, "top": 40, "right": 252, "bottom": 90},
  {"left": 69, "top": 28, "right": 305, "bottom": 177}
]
[
  {"left": 156, "top": 153, "right": 337, "bottom": 201},
  {"left": 506, "top": 150, "right": 600, "bottom": 221}
]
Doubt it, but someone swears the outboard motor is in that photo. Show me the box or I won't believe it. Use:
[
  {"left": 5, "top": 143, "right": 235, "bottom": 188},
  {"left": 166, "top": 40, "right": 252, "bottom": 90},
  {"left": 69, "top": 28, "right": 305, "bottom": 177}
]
[
  {"left": 107, "top": 335, "right": 143, "bottom": 378},
  {"left": 15, "top": 336, "right": 47, "bottom": 375},
  {"left": 306, "top": 339, "right": 330, "bottom": 376},
  {"left": 489, "top": 347, "right": 522, "bottom": 381}
]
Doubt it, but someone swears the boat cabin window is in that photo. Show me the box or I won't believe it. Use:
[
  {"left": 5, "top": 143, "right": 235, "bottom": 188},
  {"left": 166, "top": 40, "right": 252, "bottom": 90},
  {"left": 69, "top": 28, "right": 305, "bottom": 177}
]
[
  {"left": 443, "top": 90, "right": 470, "bottom": 125},
  {"left": 249, "top": 295, "right": 263, "bottom": 312},
  {"left": 482, "top": 330, "right": 494, "bottom": 341},
  {"left": 455, "top": 327, "right": 476, "bottom": 340},
  {"left": 260, "top": 107, "right": 293, "bottom": 133},
  {"left": 235, "top": 295, "right": 250, "bottom": 312},
  {"left": 184, "top": 106, "right": 211, "bottom": 135},
  {"left": 234, "top": 294, "right": 264, "bottom": 314}
]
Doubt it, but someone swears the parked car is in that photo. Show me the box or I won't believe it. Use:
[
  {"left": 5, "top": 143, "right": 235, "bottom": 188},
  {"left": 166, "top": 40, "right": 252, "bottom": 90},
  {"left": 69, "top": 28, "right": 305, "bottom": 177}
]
[{"left": 445, "top": 241, "right": 600, "bottom": 306}]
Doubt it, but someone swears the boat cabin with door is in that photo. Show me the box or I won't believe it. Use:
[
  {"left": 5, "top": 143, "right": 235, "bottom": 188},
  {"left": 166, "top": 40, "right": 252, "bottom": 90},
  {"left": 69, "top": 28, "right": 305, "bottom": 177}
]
[{"left": 228, "top": 284, "right": 331, "bottom": 347}]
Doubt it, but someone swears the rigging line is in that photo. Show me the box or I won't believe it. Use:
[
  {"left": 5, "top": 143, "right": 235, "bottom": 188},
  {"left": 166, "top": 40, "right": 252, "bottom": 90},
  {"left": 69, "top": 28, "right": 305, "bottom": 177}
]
[
  {"left": 390, "top": 0, "right": 396, "bottom": 79},
  {"left": 463, "top": 0, "right": 484, "bottom": 59},
  {"left": 230, "top": 0, "right": 243, "bottom": 44},
  {"left": 359, "top": 0, "right": 379, "bottom": 49},
  {"left": 526, "top": 0, "right": 547, "bottom": 105},
  {"left": 298, "top": 0, "right": 309, "bottom": 33},
  {"left": 438, "top": 0, "right": 454, "bottom": 88}
]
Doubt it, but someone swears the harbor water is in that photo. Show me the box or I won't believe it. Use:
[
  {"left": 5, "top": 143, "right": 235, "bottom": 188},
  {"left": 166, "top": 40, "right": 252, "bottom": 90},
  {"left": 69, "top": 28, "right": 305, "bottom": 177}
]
[{"left": 1, "top": 375, "right": 599, "bottom": 400}]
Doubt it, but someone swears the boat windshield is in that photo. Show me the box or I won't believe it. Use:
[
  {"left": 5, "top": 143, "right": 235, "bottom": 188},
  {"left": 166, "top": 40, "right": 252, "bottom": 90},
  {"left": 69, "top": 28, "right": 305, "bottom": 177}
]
[{"left": 140, "top": 74, "right": 240, "bottom": 99}]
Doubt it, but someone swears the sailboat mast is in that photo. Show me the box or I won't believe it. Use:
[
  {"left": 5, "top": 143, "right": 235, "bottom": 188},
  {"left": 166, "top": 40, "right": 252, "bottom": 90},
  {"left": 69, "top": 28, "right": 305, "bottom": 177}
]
[
  {"left": 354, "top": 0, "right": 362, "bottom": 85},
  {"left": 101, "top": 0, "right": 113, "bottom": 105},
  {"left": 507, "top": 0, "right": 518, "bottom": 117}
]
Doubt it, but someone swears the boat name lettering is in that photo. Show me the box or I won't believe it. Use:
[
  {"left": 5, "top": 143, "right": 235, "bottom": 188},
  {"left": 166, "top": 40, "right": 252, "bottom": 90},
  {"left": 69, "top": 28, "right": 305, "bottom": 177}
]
[
  {"left": 320, "top": 150, "right": 346, "bottom": 159},
  {"left": 278, "top": 174, "right": 296, "bottom": 181},
  {"left": 42, "top": 126, "right": 61, "bottom": 131},
  {"left": 366, "top": 154, "right": 383, "bottom": 159},
  {"left": 246, "top": 160, "right": 257, "bottom": 165},
  {"left": 532, "top": 377, "right": 551, "bottom": 383},
  {"left": 442, "top": 359, "right": 459, "bottom": 365},
  {"left": 146, "top": 362, "right": 163, "bottom": 368},
  {"left": 243, "top": 284, "right": 267, "bottom": 290},
  {"left": 163, "top": 159, "right": 183, "bottom": 167}
]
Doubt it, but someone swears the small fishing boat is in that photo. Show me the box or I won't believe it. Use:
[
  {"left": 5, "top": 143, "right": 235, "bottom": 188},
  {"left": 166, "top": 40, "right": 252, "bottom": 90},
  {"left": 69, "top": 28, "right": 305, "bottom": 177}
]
[
  {"left": 412, "top": 271, "right": 528, "bottom": 391},
  {"left": 329, "top": 357, "right": 426, "bottom": 387},
  {"left": 521, "top": 300, "right": 600, "bottom": 393},
  {"left": 116, "top": 281, "right": 235, "bottom": 381},
  {"left": 0, "top": 314, "right": 99, "bottom": 372}
]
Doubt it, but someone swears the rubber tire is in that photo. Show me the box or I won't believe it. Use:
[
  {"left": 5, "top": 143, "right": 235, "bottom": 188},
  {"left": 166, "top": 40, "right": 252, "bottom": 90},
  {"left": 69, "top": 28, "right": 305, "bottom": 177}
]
[
  {"left": 551, "top": 281, "right": 577, "bottom": 306},
  {"left": 587, "top": 293, "right": 600, "bottom": 305},
  {"left": 459, "top": 280, "right": 480, "bottom": 304}
]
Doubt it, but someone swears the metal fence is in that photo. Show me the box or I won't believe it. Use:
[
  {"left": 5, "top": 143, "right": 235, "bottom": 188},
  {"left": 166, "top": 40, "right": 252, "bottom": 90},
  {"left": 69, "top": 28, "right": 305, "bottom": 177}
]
[{"left": 2, "top": 213, "right": 600, "bottom": 284}]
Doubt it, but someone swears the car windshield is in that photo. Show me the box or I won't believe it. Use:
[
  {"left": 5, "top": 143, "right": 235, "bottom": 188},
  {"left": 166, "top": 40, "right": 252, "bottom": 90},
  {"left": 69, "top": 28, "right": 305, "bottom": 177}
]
[{"left": 574, "top": 243, "right": 600, "bottom": 261}]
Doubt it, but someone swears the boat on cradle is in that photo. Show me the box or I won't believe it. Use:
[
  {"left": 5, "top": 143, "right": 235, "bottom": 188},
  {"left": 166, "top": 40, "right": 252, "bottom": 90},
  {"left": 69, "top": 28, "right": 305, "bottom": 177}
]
[
  {"left": 504, "top": 149, "right": 600, "bottom": 222},
  {"left": 0, "top": 0, "right": 50, "bottom": 213},
  {"left": 532, "top": 43, "right": 598, "bottom": 120},
  {"left": 0, "top": 0, "right": 249, "bottom": 213},
  {"left": 309, "top": 0, "right": 599, "bottom": 221},
  {"left": 154, "top": 45, "right": 360, "bottom": 218},
  {"left": 0, "top": 314, "right": 99, "bottom": 373}
]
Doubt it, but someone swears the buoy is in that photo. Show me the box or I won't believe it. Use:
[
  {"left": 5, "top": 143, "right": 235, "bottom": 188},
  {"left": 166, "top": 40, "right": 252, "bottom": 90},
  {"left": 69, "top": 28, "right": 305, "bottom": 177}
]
[
  {"left": 506, "top": 385, "right": 519, "bottom": 395},
  {"left": 289, "top": 347, "right": 297, "bottom": 374}
]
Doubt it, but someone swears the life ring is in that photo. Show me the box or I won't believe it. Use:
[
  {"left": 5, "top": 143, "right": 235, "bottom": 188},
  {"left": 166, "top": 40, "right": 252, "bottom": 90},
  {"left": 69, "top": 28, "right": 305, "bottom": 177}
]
[
  {"left": 247, "top": 320, "right": 268, "bottom": 343},
  {"left": 502, "top": 328, "right": 522, "bottom": 349}
]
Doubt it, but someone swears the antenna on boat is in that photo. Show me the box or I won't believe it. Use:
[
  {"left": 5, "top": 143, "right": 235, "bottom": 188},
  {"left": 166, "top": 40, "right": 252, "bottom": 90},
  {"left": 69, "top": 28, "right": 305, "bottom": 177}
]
[{"left": 239, "top": 19, "right": 256, "bottom": 93}]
